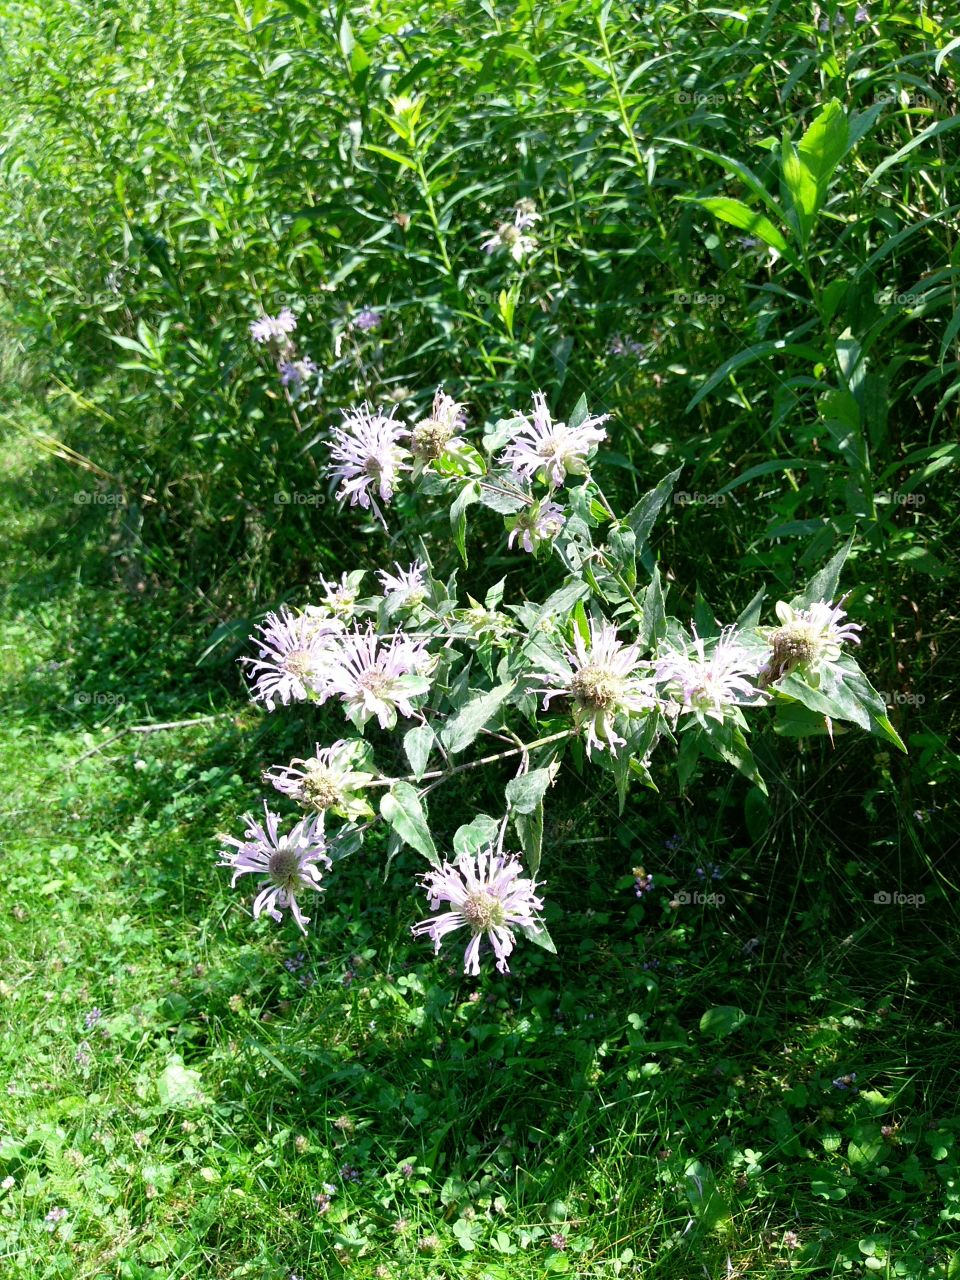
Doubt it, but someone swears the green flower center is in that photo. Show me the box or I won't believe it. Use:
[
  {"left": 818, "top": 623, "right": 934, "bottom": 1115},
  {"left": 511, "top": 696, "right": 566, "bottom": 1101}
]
[
  {"left": 770, "top": 622, "right": 820, "bottom": 672},
  {"left": 571, "top": 664, "right": 621, "bottom": 710},
  {"left": 462, "top": 891, "right": 505, "bottom": 933},
  {"left": 268, "top": 845, "right": 301, "bottom": 885},
  {"left": 412, "top": 419, "right": 453, "bottom": 460},
  {"left": 284, "top": 648, "right": 315, "bottom": 679},
  {"left": 301, "top": 765, "right": 343, "bottom": 811}
]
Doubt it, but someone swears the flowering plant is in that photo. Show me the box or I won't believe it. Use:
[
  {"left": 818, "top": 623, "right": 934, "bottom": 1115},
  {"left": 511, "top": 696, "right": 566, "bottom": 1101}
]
[{"left": 219, "top": 381, "right": 904, "bottom": 975}]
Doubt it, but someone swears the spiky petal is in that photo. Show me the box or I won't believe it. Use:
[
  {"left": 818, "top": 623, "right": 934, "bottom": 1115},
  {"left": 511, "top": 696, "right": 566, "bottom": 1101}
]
[
  {"left": 499, "top": 392, "right": 609, "bottom": 488},
  {"left": 219, "top": 804, "right": 331, "bottom": 933},
  {"left": 411, "top": 847, "right": 543, "bottom": 975}
]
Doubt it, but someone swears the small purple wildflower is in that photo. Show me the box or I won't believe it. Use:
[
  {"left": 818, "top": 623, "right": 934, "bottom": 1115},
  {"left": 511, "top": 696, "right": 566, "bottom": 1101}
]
[
  {"left": 695, "top": 863, "right": 724, "bottom": 882},
  {"left": 401, "top": 1162, "right": 415, "bottom": 1179},
  {"left": 75, "top": 1041, "right": 91, "bottom": 1068},
  {"left": 45, "top": 1207, "right": 68, "bottom": 1231},
  {"left": 279, "top": 356, "right": 318, "bottom": 390},
  {"left": 550, "top": 1233, "right": 567, "bottom": 1250},
  {"left": 242, "top": 606, "right": 344, "bottom": 711},
  {"left": 354, "top": 308, "right": 382, "bottom": 331},
  {"left": 507, "top": 498, "right": 566, "bottom": 554},
  {"left": 339, "top": 1164, "right": 362, "bottom": 1183},
  {"left": 250, "top": 307, "right": 297, "bottom": 345},
  {"left": 633, "top": 868, "right": 654, "bottom": 897},
  {"left": 84, "top": 1007, "right": 102, "bottom": 1030},
  {"left": 499, "top": 391, "right": 609, "bottom": 488},
  {"left": 608, "top": 334, "right": 648, "bottom": 358},
  {"left": 323, "top": 625, "right": 432, "bottom": 730},
  {"left": 832, "top": 1072, "right": 858, "bottom": 1092},
  {"left": 328, "top": 403, "right": 411, "bottom": 519},
  {"left": 854, "top": 4, "right": 869, "bottom": 21},
  {"left": 283, "top": 952, "right": 307, "bottom": 974},
  {"left": 664, "top": 833, "right": 683, "bottom": 851}
]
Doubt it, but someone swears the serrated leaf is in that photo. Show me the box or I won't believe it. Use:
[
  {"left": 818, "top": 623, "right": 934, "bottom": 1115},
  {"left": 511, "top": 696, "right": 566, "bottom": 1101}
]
[
  {"left": 792, "top": 536, "right": 855, "bottom": 608},
  {"left": 624, "top": 467, "right": 683, "bottom": 549},
  {"left": 441, "top": 682, "right": 515, "bottom": 754},
  {"left": 453, "top": 813, "right": 499, "bottom": 855},
  {"left": 403, "top": 725, "right": 435, "bottom": 781},
  {"left": 380, "top": 783, "right": 439, "bottom": 867},
  {"left": 505, "top": 766, "right": 556, "bottom": 814}
]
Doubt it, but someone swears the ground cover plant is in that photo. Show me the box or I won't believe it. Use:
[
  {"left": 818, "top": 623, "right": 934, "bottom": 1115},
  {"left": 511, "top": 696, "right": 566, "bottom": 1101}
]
[{"left": 0, "top": 0, "right": 958, "bottom": 1277}]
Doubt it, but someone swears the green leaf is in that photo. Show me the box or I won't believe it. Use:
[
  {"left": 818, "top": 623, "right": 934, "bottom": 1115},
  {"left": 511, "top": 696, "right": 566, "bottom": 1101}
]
[
  {"left": 514, "top": 803, "right": 544, "bottom": 876},
  {"left": 624, "top": 467, "right": 683, "bottom": 549},
  {"left": 692, "top": 196, "right": 790, "bottom": 254},
  {"left": 517, "top": 914, "right": 557, "bottom": 955},
  {"left": 156, "top": 1055, "right": 207, "bottom": 1109},
  {"left": 362, "top": 143, "right": 418, "bottom": 172},
  {"left": 699, "top": 1006, "right": 747, "bottom": 1037},
  {"left": 453, "top": 814, "right": 499, "bottom": 856},
  {"left": 440, "top": 682, "right": 515, "bottom": 754},
  {"left": 450, "top": 481, "right": 481, "bottom": 566},
  {"left": 380, "top": 783, "right": 439, "bottom": 867},
  {"left": 792, "top": 536, "right": 855, "bottom": 608},
  {"left": 637, "top": 567, "right": 666, "bottom": 649},
  {"left": 864, "top": 112, "right": 960, "bottom": 189},
  {"left": 403, "top": 725, "right": 435, "bottom": 781},
  {"left": 505, "top": 766, "right": 556, "bottom": 814},
  {"left": 781, "top": 101, "right": 848, "bottom": 245}
]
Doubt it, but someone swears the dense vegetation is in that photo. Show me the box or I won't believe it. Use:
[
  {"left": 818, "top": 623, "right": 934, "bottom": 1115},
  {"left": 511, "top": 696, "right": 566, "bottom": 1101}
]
[{"left": 1, "top": 0, "right": 957, "bottom": 1276}]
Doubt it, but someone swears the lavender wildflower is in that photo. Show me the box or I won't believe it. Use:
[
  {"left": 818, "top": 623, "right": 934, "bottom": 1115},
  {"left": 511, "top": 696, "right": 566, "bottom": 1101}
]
[
  {"left": 482, "top": 222, "right": 537, "bottom": 262},
  {"left": 513, "top": 198, "right": 540, "bottom": 231},
  {"left": 45, "top": 1207, "right": 68, "bottom": 1231},
  {"left": 354, "top": 308, "right": 382, "bottom": 331},
  {"left": 264, "top": 739, "right": 376, "bottom": 820},
  {"left": 854, "top": 3, "right": 869, "bottom": 20},
  {"left": 84, "top": 1007, "right": 102, "bottom": 1030},
  {"left": 279, "top": 356, "right": 318, "bottom": 390},
  {"left": 318, "top": 571, "right": 364, "bottom": 621},
  {"left": 411, "top": 846, "right": 544, "bottom": 976},
  {"left": 75, "top": 1041, "right": 91, "bottom": 1068},
  {"left": 242, "top": 607, "right": 343, "bottom": 710},
  {"left": 377, "top": 559, "right": 428, "bottom": 604},
  {"left": 323, "top": 626, "right": 432, "bottom": 729},
  {"left": 550, "top": 1233, "right": 568, "bottom": 1251},
  {"left": 541, "top": 617, "right": 655, "bottom": 755},
  {"left": 759, "top": 597, "right": 862, "bottom": 688},
  {"left": 654, "top": 626, "right": 764, "bottom": 721},
  {"left": 506, "top": 498, "right": 566, "bottom": 554},
  {"left": 328, "top": 403, "right": 411, "bottom": 519},
  {"left": 832, "top": 1072, "right": 858, "bottom": 1092},
  {"left": 632, "top": 866, "right": 654, "bottom": 897},
  {"left": 410, "top": 387, "right": 469, "bottom": 465},
  {"left": 250, "top": 307, "right": 297, "bottom": 345},
  {"left": 218, "top": 804, "right": 331, "bottom": 934},
  {"left": 499, "top": 392, "right": 609, "bottom": 488}
]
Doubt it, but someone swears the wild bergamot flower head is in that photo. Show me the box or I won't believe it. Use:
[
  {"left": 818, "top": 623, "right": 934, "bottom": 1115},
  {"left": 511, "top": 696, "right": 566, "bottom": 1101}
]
[
  {"left": 759, "top": 597, "right": 862, "bottom": 687},
  {"left": 542, "top": 617, "right": 654, "bottom": 754},
  {"left": 263, "top": 739, "right": 376, "bottom": 821},
  {"left": 499, "top": 392, "right": 609, "bottom": 488},
  {"left": 411, "top": 847, "right": 543, "bottom": 975},
  {"left": 219, "top": 804, "right": 331, "bottom": 933},
  {"left": 654, "top": 625, "right": 764, "bottom": 722},
  {"left": 242, "top": 607, "right": 344, "bottom": 711}
]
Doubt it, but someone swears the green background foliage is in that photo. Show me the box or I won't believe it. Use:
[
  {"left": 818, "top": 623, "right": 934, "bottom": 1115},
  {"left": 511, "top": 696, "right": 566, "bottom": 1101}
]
[{"left": 0, "top": 0, "right": 958, "bottom": 1274}]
